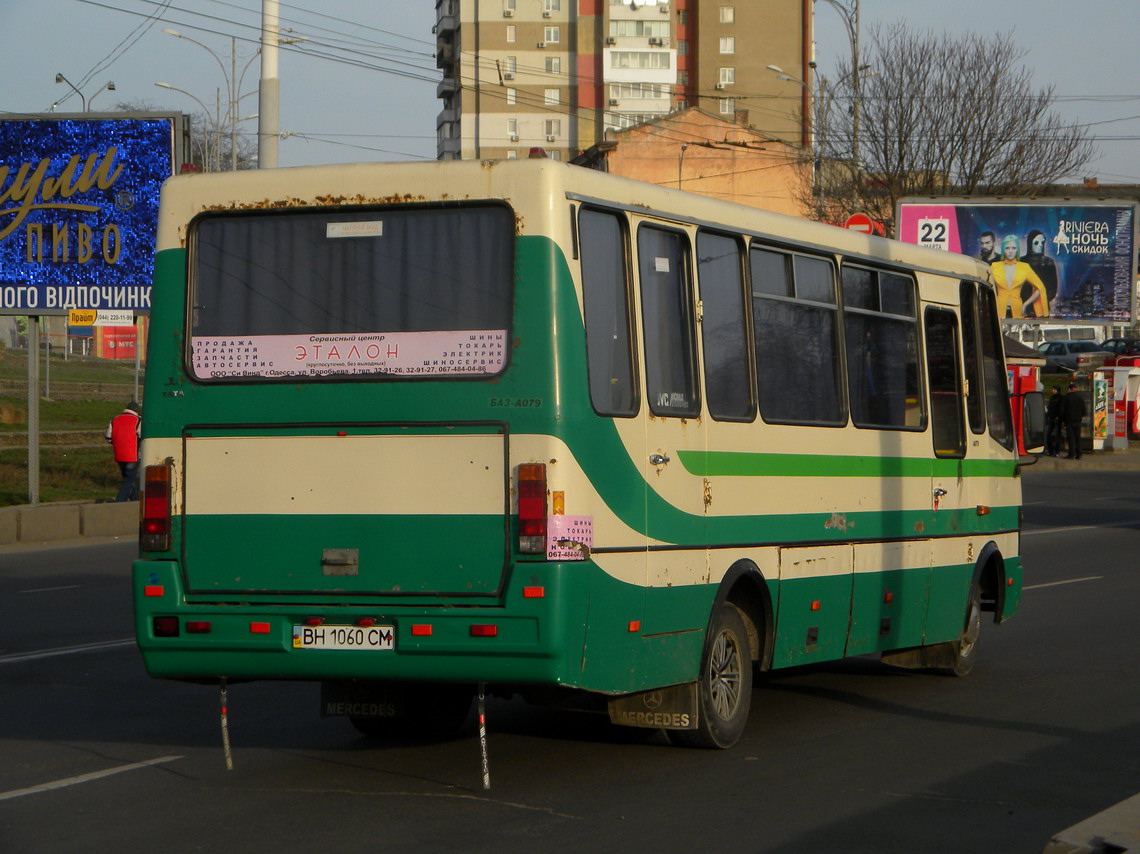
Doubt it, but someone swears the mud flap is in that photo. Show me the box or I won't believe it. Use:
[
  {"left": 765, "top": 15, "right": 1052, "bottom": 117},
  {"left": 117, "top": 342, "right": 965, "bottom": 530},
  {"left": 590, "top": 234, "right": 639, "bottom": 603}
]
[
  {"left": 607, "top": 683, "right": 699, "bottom": 730},
  {"left": 321, "top": 681, "right": 405, "bottom": 719},
  {"left": 880, "top": 642, "right": 957, "bottom": 671}
]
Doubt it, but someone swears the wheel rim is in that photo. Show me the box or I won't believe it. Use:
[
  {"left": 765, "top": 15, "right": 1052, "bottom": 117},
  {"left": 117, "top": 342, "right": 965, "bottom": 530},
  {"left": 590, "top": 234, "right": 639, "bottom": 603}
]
[
  {"left": 708, "top": 628, "right": 743, "bottom": 721},
  {"left": 959, "top": 594, "right": 981, "bottom": 658}
]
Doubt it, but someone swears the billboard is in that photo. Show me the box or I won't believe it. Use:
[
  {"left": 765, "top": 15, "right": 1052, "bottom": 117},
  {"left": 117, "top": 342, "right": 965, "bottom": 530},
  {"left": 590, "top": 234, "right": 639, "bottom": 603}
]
[
  {"left": 0, "top": 113, "right": 185, "bottom": 315},
  {"left": 896, "top": 198, "right": 1138, "bottom": 323}
]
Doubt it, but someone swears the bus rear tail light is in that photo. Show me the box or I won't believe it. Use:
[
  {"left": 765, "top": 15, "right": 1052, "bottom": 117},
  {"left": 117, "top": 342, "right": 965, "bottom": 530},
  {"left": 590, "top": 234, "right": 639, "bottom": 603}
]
[
  {"left": 517, "top": 463, "right": 547, "bottom": 554},
  {"left": 140, "top": 464, "right": 172, "bottom": 551},
  {"left": 153, "top": 616, "right": 179, "bottom": 637}
]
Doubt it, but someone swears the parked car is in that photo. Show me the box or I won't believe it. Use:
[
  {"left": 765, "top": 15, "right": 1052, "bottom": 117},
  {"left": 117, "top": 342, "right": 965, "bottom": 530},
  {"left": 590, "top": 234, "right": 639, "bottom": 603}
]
[
  {"left": 1100, "top": 337, "right": 1140, "bottom": 357},
  {"left": 1036, "top": 340, "right": 1111, "bottom": 373}
]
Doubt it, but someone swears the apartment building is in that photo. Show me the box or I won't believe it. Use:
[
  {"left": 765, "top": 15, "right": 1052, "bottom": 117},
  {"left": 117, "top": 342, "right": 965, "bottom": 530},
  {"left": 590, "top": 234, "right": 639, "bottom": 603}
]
[{"left": 435, "top": 0, "right": 811, "bottom": 161}]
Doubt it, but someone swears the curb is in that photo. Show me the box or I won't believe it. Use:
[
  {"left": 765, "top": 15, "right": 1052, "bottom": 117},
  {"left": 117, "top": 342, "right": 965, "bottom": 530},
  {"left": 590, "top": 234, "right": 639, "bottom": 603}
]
[
  {"left": 0, "top": 500, "right": 137, "bottom": 546},
  {"left": 1043, "top": 792, "right": 1140, "bottom": 853}
]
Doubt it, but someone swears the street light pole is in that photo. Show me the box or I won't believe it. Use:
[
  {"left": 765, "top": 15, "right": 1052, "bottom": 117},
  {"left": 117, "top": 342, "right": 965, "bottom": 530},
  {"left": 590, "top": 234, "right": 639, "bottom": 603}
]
[
  {"left": 155, "top": 82, "right": 216, "bottom": 170},
  {"left": 231, "top": 36, "right": 238, "bottom": 171},
  {"left": 54, "top": 73, "right": 87, "bottom": 111},
  {"left": 815, "top": 0, "right": 860, "bottom": 165},
  {"left": 678, "top": 144, "right": 688, "bottom": 189},
  {"left": 162, "top": 28, "right": 263, "bottom": 171},
  {"left": 87, "top": 81, "right": 116, "bottom": 111}
]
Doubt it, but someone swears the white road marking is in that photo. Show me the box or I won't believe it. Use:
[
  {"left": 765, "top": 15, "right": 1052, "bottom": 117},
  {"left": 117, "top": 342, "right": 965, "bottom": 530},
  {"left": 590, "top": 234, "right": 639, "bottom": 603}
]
[
  {"left": 19, "top": 585, "right": 81, "bottom": 594},
  {"left": 1024, "top": 576, "right": 1103, "bottom": 590},
  {"left": 1024, "top": 519, "right": 1140, "bottom": 535},
  {"left": 0, "top": 638, "right": 135, "bottom": 665},
  {"left": 0, "top": 756, "right": 183, "bottom": 802}
]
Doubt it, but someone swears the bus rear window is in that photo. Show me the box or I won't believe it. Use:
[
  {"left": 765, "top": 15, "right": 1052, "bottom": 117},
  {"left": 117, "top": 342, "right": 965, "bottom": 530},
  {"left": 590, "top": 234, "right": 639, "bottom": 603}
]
[{"left": 189, "top": 204, "right": 514, "bottom": 381}]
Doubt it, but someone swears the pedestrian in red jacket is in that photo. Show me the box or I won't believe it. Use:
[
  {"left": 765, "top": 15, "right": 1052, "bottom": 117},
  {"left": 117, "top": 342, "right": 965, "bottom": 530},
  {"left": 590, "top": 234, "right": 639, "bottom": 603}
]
[{"left": 105, "top": 401, "right": 141, "bottom": 501}]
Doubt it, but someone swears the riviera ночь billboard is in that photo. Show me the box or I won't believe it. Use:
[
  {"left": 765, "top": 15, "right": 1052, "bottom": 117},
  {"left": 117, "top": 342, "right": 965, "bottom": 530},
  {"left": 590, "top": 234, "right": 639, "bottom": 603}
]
[
  {"left": 896, "top": 198, "right": 1137, "bottom": 323},
  {"left": 0, "top": 114, "right": 183, "bottom": 315}
]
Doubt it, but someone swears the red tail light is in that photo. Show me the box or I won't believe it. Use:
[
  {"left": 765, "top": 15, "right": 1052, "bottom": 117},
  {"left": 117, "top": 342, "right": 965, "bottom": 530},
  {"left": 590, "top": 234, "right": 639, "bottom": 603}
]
[
  {"left": 517, "top": 463, "right": 547, "bottom": 554},
  {"left": 140, "top": 464, "right": 172, "bottom": 551},
  {"left": 153, "top": 616, "right": 179, "bottom": 637}
]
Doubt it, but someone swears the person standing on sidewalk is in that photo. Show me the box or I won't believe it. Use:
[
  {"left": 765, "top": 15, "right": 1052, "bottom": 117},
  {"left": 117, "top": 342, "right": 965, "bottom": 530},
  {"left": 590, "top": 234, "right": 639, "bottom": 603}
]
[
  {"left": 105, "top": 401, "right": 142, "bottom": 501},
  {"left": 1045, "top": 385, "right": 1064, "bottom": 456},
  {"left": 1061, "top": 383, "right": 1086, "bottom": 460}
]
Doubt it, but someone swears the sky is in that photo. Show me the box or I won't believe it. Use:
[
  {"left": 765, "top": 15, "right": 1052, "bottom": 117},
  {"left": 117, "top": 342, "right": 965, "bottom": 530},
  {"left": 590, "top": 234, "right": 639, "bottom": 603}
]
[{"left": 1, "top": 0, "right": 1137, "bottom": 183}]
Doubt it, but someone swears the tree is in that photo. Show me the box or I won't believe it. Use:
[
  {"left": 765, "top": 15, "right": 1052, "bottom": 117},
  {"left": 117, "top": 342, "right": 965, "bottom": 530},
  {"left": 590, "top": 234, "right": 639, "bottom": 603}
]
[
  {"left": 800, "top": 25, "right": 1095, "bottom": 227},
  {"left": 112, "top": 98, "right": 257, "bottom": 173}
]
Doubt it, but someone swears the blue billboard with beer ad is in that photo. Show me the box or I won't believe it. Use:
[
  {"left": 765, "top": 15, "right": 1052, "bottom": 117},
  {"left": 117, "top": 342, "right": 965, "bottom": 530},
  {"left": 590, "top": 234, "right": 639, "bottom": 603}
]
[
  {"left": 0, "top": 114, "right": 183, "bottom": 315},
  {"left": 896, "top": 198, "right": 1137, "bottom": 323}
]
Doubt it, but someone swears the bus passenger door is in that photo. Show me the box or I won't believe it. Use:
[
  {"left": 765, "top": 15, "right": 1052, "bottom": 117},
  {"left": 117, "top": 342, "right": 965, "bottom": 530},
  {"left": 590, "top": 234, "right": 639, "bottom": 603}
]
[
  {"left": 634, "top": 223, "right": 708, "bottom": 641},
  {"left": 924, "top": 307, "right": 970, "bottom": 641},
  {"left": 925, "top": 306, "right": 967, "bottom": 513}
]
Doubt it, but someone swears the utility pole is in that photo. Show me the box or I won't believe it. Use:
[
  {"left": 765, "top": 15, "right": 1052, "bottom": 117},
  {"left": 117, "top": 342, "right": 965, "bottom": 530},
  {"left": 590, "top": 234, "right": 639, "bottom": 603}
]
[{"left": 259, "top": 0, "right": 280, "bottom": 168}]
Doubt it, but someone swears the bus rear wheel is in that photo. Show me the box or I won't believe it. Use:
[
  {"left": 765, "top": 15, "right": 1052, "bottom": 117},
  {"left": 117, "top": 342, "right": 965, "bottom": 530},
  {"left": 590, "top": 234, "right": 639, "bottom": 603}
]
[
  {"left": 671, "top": 603, "right": 752, "bottom": 749},
  {"left": 938, "top": 583, "right": 982, "bottom": 677}
]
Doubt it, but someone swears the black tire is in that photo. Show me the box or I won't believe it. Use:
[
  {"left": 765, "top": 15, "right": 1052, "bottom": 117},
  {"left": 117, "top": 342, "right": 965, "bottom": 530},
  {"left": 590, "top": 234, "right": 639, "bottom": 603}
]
[
  {"left": 671, "top": 603, "right": 753, "bottom": 749},
  {"left": 350, "top": 683, "right": 474, "bottom": 739},
  {"left": 937, "top": 583, "right": 982, "bottom": 677}
]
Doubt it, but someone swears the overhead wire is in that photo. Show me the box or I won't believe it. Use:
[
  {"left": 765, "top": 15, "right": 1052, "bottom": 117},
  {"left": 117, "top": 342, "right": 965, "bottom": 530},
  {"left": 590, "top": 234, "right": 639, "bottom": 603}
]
[
  {"left": 49, "top": 0, "right": 176, "bottom": 110},
  {"left": 61, "top": 1, "right": 1140, "bottom": 166}
]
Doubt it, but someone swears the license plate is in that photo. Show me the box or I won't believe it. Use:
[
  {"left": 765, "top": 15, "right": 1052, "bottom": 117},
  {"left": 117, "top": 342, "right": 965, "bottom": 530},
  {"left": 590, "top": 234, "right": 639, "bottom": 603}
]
[{"left": 292, "top": 625, "right": 395, "bottom": 650}]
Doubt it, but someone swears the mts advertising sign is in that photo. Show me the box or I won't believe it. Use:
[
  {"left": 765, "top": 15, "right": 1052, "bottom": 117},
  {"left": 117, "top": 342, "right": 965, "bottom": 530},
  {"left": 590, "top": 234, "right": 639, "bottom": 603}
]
[
  {"left": 896, "top": 198, "right": 1138, "bottom": 323},
  {"left": 0, "top": 114, "right": 184, "bottom": 315}
]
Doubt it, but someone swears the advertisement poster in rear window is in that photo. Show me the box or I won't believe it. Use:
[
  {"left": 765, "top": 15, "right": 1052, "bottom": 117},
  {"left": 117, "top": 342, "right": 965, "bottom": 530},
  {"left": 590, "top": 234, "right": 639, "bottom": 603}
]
[{"left": 895, "top": 199, "right": 1138, "bottom": 323}]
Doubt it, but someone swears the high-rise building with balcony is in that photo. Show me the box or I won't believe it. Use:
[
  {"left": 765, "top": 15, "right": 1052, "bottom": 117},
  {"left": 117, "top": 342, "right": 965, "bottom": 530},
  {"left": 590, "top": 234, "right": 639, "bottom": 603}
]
[{"left": 435, "top": 0, "right": 812, "bottom": 161}]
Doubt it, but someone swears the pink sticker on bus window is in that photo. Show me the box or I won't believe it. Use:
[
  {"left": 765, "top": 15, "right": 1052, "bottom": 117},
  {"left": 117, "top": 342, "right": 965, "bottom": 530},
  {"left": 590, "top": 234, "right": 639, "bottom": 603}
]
[
  {"left": 547, "top": 516, "right": 593, "bottom": 561},
  {"left": 191, "top": 330, "right": 507, "bottom": 379}
]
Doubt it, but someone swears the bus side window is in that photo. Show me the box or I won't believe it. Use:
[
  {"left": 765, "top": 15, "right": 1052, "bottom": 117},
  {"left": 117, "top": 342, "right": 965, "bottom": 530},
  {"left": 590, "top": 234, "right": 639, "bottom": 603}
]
[
  {"left": 959, "top": 281, "right": 986, "bottom": 435},
  {"left": 696, "top": 231, "right": 752, "bottom": 420},
  {"left": 977, "top": 286, "right": 1015, "bottom": 449},
  {"left": 579, "top": 209, "right": 638, "bottom": 416},
  {"left": 637, "top": 224, "right": 699, "bottom": 418},
  {"left": 924, "top": 307, "right": 966, "bottom": 458},
  {"left": 842, "top": 265, "right": 922, "bottom": 430},
  {"left": 750, "top": 247, "right": 844, "bottom": 426}
]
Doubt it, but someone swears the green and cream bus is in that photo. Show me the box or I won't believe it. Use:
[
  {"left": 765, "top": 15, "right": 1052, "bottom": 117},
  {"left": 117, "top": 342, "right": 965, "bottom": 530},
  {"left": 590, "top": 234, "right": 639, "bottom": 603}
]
[{"left": 134, "top": 158, "right": 1038, "bottom": 748}]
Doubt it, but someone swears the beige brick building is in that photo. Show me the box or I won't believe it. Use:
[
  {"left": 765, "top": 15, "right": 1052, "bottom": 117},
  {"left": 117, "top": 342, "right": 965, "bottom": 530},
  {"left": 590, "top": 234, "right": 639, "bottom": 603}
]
[{"left": 434, "top": 0, "right": 813, "bottom": 162}]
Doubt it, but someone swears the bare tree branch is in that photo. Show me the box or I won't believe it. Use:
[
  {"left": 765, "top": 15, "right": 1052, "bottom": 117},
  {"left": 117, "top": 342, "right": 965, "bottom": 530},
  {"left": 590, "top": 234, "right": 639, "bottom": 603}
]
[{"left": 796, "top": 24, "right": 1095, "bottom": 228}]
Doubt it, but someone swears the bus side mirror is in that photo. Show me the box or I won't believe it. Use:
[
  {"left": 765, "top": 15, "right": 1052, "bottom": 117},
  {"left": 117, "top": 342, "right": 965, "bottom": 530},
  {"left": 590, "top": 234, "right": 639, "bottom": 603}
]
[{"left": 1021, "top": 391, "right": 1045, "bottom": 456}]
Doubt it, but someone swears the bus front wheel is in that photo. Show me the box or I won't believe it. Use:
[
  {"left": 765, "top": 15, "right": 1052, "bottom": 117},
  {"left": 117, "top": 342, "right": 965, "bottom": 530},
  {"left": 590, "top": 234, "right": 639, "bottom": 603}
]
[{"left": 671, "top": 603, "right": 753, "bottom": 749}]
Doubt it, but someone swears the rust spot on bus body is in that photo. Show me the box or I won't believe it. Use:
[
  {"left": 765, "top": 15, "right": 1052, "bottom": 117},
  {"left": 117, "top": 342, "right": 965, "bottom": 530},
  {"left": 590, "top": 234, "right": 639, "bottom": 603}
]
[
  {"left": 824, "top": 512, "right": 852, "bottom": 532},
  {"left": 198, "top": 193, "right": 429, "bottom": 214}
]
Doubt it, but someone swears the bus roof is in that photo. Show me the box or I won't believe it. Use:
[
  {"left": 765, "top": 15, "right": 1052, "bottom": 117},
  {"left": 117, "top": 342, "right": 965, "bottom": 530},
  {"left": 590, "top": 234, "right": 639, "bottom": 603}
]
[{"left": 156, "top": 159, "right": 992, "bottom": 281}]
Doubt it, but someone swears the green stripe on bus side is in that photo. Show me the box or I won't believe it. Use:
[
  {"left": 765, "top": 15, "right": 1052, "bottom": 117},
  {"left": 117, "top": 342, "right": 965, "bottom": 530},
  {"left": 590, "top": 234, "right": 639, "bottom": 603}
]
[{"left": 675, "top": 450, "right": 1017, "bottom": 479}]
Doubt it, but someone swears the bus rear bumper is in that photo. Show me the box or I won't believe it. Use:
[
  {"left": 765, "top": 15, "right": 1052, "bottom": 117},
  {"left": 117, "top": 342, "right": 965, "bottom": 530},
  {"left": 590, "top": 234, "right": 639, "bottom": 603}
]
[{"left": 133, "top": 559, "right": 580, "bottom": 687}]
